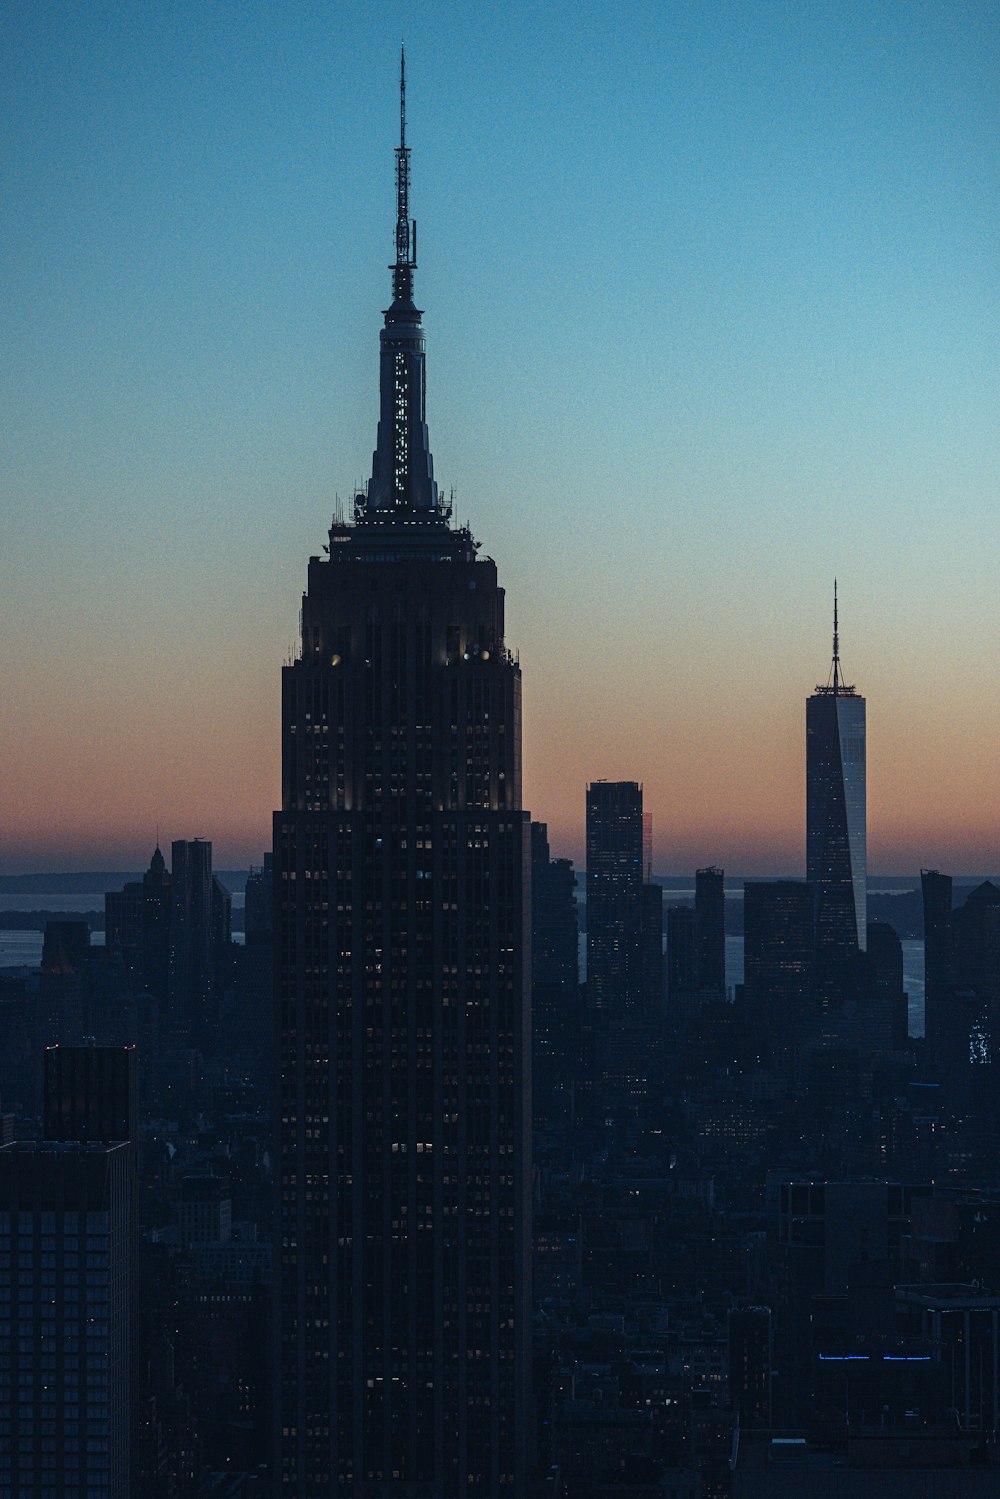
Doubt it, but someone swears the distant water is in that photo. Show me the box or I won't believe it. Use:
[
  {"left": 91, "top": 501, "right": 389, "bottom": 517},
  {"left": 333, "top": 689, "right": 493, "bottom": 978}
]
[
  {"left": 0, "top": 894, "right": 107, "bottom": 913},
  {"left": 0, "top": 891, "right": 245, "bottom": 913},
  {"left": 0, "top": 927, "right": 248, "bottom": 972}
]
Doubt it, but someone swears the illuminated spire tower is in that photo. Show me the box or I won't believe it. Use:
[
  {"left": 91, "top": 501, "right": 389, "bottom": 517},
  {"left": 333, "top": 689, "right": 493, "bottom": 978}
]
[
  {"left": 806, "top": 583, "right": 867, "bottom": 957},
  {"left": 363, "top": 43, "right": 439, "bottom": 518},
  {"left": 274, "top": 53, "right": 530, "bottom": 1496}
]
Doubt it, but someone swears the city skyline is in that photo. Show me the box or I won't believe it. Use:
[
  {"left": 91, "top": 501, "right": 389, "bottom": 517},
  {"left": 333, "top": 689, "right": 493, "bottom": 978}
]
[{"left": 3, "top": 2, "right": 998, "bottom": 876}]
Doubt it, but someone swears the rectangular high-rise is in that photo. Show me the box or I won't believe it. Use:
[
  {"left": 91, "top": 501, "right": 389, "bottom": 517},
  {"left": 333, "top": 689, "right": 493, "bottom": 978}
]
[
  {"left": 743, "top": 880, "right": 815, "bottom": 1075},
  {"left": 44, "top": 1044, "right": 138, "bottom": 1146},
  {"left": 695, "top": 865, "right": 726, "bottom": 999},
  {"left": 530, "top": 823, "right": 579, "bottom": 1123},
  {"left": 275, "top": 56, "right": 530, "bottom": 1496},
  {"left": 0, "top": 1141, "right": 132, "bottom": 1498},
  {"left": 806, "top": 590, "right": 866, "bottom": 958},
  {"left": 585, "top": 780, "right": 644, "bottom": 1020},
  {"left": 168, "top": 838, "right": 215, "bottom": 1046}
]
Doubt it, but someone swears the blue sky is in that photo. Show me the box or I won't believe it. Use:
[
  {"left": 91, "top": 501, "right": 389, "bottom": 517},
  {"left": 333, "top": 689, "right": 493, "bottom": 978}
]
[{"left": 2, "top": 1, "right": 997, "bottom": 872}]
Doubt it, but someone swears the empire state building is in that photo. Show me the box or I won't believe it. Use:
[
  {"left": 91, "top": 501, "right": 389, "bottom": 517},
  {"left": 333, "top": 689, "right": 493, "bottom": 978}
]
[{"left": 274, "top": 55, "right": 531, "bottom": 1497}]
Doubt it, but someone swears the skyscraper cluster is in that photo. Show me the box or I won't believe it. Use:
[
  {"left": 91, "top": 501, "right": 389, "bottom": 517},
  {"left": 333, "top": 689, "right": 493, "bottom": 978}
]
[{"left": 1, "top": 51, "right": 998, "bottom": 1499}]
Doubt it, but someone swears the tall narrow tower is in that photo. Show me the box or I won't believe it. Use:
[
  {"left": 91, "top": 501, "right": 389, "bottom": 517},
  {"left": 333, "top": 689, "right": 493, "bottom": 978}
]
[
  {"left": 274, "top": 54, "right": 530, "bottom": 1496},
  {"left": 806, "top": 585, "right": 867, "bottom": 957}
]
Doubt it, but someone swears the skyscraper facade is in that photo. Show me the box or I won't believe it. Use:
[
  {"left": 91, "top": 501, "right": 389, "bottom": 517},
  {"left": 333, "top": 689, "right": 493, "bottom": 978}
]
[
  {"left": 530, "top": 823, "right": 579, "bottom": 1124},
  {"left": 168, "top": 838, "right": 214, "bottom": 1046},
  {"left": 695, "top": 865, "right": 726, "bottom": 999},
  {"left": 807, "top": 588, "right": 867, "bottom": 958},
  {"left": 743, "top": 880, "right": 815, "bottom": 1076},
  {"left": 274, "top": 57, "right": 530, "bottom": 1496},
  {"left": 0, "top": 1142, "right": 133, "bottom": 1499},
  {"left": 585, "top": 780, "right": 644, "bottom": 1020}
]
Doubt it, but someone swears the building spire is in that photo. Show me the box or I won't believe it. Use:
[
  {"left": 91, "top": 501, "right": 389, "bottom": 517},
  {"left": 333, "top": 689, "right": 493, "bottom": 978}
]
[
  {"left": 393, "top": 42, "right": 416, "bottom": 305},
  {"left": 818, "top": 577, "right": 855, "bottom": 695},
  {"left": 359, "top": 50, "right": 440, "bottom": 519}
]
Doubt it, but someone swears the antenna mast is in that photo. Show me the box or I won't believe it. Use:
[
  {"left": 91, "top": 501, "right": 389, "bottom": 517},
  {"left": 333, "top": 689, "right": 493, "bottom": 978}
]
[
  {"left": 832, "top": 579, "right": 840, "bottom": 694},
  {"left": 393, "top": 43, "right": 416, "bottom": 301}
]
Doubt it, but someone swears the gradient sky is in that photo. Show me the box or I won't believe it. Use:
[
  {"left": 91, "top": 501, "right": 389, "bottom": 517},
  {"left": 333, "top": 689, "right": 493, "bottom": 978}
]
[{"left": 1, "top": 0, "right": 997, "bottom": 876}]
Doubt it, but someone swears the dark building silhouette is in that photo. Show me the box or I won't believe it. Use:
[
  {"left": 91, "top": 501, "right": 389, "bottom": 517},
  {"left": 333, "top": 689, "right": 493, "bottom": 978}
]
[
  {"left": 920, "top": 875, "right": 1000, "bottom": 1087},
  {"left": 233, "top": 853, "right": 274, "bottom": 1056},
  {"left": 0, "top": 1141, "right": 133, "bottom": 1498},
  {"left": 531, "top": 823, "right": 578, "bottom": 993},
  {"left": 41, "top": 919, "right": 90, "bottom": 975},
  {"left": 807, "top": 586, "right": 866, "bottom": 959},
  {"left": 141, "top": 843, "right": 172, "bottom": 1007},
  {"left": 727, "top": 1306, "right": 772, "bottom": 1428},
  {"left": 43, "top": 1045, "right": 139, "bottom": 1483},
  {"left": 105, "top": 878, "right": 143, "bottom": 980},
  {"left": 641, "top": 880, "right": 664, "bottom": 1016},
  {"left": 44, "top": 1044, "right": 138, "bottom": 1146},
  {"left": 168, "top": 838, "right": 214, "bottom": 1045},
  {"left": 743, "top": 880, "right": 815, "bottom": 1075},
  {"left": 922, "top": 870, "right": 954, "bottom": 983},
  {"left": 865, "top": 921, "right": 908, "bottom": 1051},
  {"left": 667, "top": 904, "right": 697, "bottom": 999},
  {"left": 167, "top": 839, "right": 230, "bottom": 1048},
  {"left": 104, "top": 845, "right": 173, "bottom": 1009},
  {"left": 695, "top": 866, "right": 726, "bottom": 999},
  {"left": 953, "top": 882, "right": 1000, "bottom": 1007},
  {"left": 954, "top": 880, "right": 1000, "bottom": 1073},
  {"left": 531, "top": 823, "right": 579, "bottom": 1124},
  {"left": 274, "top": 54, "right": 530, "bottom": 1494},
  {"left": 586, "top": 780, "right": 644, "bottom": 1021},
  {"left": 244, "top": 852, "right": 273, "bottom": 939}
]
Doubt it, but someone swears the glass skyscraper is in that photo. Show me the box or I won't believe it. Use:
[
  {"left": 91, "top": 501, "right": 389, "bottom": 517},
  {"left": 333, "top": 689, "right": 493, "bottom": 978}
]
[{"left": 806, "top": 589, "right": 867, "bottom": 958}]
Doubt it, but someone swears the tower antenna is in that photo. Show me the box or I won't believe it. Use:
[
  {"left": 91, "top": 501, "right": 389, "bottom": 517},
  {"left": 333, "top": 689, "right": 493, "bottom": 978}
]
[
  {"left": 832, "top": 579, "right": 840, "bottom": 694},
  {"left": 393, "top": 42, "right": 415, "bottom": 301}
]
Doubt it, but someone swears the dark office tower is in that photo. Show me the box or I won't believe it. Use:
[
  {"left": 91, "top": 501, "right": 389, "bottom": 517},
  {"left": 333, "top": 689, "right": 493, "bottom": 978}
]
[
  {"left": 105, "top": 879, "right": 143, "bottom": 977},
  {"left": 44, "top": 1044, "right": 138, "bottom": 1145},
  {"left": 743, "top": 880, "right": 815, "bottom": 1075},
  {"left": 921, "top": 869, "right": 956, "bottom": 1073},
  {"left": 43, "top": 1045, "right": 139, "bottom": 1483},
  {"left": 41, "top": 920, "right": 91, "bottom": 975},
  {"left": 695, "top": 866, "right": 726, "bottom": 998},
  {"left": 168, "top": 838, "right": 215, "bottom": 1046},
  {"left": 141, "top": 843, "right": 172, "bottom": 1006},
  {"left": 865, "top": 921, "right": 907, "bottom": 1051},
  {"left": 641, "top": 881, "right": 664, "bottom": 1015},
  {"left": 0, "top": 1141, "right": 132, "bottom": 1498},
  {"left": 922, "top": 869, "right": 954, "bottom": 1000},
  {"left": 531, "top": 823, "right": 579, "bottom": 1122},
  {"left": 953, "top": 881, "right": 1000, "bottom": 1005},
  {"left": 275, "top": 55, "right": 530, "bottom": 1497},
  {"left": 530, "top": 823, "right": 578, "bottom": 993},
  {"left": 586, "top": 780, "right": 644, "bottom": 1019},
  {"left": 806, "top": 585, "right": 866, "bottom": 957},
  {"left": 642, "top": 810, "right": 653, "bottom": 881},
  {"left": 244, "top": 853, "right": 274, "bottom": 939},
  {"left": 666, "top": 904, "right": 696, "bottom": 998},
  {"left": 727, "top": 1305, "right": 772, "bottom": 1428}
]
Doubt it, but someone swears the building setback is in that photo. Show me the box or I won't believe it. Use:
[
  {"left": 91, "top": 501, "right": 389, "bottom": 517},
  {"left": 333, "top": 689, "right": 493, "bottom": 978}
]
[{"left": 274, "top": 53, "right": 530, "bottom": 1496}]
